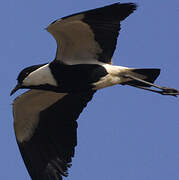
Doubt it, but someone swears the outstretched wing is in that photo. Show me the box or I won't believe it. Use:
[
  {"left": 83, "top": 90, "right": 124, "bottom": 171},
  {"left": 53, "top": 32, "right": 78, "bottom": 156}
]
[
  {"left": 13, "top": 89, "right": 95, "bottom": 180},
  {"left": 47, "top": 3, "right": 137, "bottom": 65}
]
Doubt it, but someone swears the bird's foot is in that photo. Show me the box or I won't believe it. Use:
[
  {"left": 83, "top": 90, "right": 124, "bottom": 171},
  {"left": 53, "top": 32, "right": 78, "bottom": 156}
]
[{"left": 159, "top": 87, "right": 179, "bottom": 97}]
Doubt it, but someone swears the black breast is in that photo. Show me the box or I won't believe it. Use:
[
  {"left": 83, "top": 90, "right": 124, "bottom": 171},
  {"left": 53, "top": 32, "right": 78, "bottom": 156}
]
[{"left": 49, "top": 61, "right": 108, "bottom": 92}]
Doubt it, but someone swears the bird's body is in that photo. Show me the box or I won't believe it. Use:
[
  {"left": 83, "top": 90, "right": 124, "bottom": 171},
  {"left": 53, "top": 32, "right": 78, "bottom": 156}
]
[
  {"left": 11, "top": 2, "right": 179, "bottom": 180},
  {"left": 21, "top": 61, "right": 131, "bottom": 93}
]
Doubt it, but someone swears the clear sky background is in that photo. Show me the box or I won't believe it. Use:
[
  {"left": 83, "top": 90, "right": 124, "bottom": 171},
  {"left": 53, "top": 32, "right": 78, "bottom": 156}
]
[{"left": 1, "top": 0, "right": 179, "bottom": 179}]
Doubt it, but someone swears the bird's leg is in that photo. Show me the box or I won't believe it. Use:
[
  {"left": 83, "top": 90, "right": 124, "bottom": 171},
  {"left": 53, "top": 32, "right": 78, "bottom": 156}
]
[
  {"left": 123, "top": 74, "right": 179, "bottom": 97},
  {"left": 130, "top": 85, "right": 179, "bottom": 97}
]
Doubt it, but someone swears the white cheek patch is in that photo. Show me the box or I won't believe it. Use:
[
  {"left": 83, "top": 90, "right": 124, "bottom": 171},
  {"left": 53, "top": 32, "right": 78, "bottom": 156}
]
[{"left": 23, "top": 64, "right": 57, "bottom": 86}]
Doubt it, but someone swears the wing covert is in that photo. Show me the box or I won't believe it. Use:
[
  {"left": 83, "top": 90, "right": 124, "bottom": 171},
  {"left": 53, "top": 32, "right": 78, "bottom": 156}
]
[
  {"left": 13, "top": 90, "right": 95, "bottom": 179},
  {"left": 47, "top": 3, "right": 137, "bottom": 64}
]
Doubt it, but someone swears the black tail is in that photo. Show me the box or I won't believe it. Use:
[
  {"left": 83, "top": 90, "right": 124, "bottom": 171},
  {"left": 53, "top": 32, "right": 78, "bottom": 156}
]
[{"left": 123, "top": 68, "right": 161, "bottom": 87}]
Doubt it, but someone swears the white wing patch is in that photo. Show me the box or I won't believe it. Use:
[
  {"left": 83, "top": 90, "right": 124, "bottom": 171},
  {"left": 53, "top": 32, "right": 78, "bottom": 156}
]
[
  {"left": 47, "top": 16, "right": 102, "bottom": 65},
  {"left": 13, "top": 90, "right": 67, "bottom": 142}
]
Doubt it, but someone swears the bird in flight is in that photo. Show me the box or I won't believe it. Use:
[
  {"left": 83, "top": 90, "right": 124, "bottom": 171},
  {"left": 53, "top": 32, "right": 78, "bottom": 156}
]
[{"left": 11, "top": 2, "right": 179, "bottom": 180}]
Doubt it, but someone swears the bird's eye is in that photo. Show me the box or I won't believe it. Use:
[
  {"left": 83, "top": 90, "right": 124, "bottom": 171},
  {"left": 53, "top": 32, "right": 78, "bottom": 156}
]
[{"left": 25, "top": 72, "right": 30, "bottom": 77}]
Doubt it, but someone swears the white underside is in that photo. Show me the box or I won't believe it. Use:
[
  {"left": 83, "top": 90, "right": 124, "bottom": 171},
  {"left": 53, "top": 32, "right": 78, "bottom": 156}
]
[{"left": 93, "top": 64, "right": 130, "bottom": 90}]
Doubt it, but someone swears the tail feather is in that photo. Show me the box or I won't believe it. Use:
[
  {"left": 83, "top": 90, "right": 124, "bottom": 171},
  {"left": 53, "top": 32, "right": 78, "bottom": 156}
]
[{"left": 122, "top": 68, "right": 161, "bottom": 87}]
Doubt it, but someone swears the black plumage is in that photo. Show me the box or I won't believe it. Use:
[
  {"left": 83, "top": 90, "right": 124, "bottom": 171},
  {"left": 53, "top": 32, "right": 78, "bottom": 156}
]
[{"left": 16, "top": 91, "right": 95, "bottom": 180}]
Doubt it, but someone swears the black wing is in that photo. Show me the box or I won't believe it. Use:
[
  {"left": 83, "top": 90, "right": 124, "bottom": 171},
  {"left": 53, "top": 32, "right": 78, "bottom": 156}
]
[
  {"left": 13, "top": 90, "right": 95, "bottom": 180},
  {"left": 47, "top": 3, "right": 137, "bottom": 64}
]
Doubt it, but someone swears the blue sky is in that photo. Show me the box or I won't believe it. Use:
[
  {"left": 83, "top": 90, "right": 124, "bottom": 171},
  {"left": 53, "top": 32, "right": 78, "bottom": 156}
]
[{"left": 1, "top": 0, "right": 179, "bottom": 179}]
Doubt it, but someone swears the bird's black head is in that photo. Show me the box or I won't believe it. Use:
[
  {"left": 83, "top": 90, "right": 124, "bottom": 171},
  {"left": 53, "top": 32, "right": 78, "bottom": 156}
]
[
  {"left": 11, "top": 63, "right": 47, "bottom": 95},
  {"left": 17, "top": 64, "right": 46, "bottom": 83}
]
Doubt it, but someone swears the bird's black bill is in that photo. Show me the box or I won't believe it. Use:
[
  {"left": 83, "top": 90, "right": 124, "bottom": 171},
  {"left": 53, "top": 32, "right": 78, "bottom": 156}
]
[{"left": 10, "top": 84, "right": 22, "bottom": 96}]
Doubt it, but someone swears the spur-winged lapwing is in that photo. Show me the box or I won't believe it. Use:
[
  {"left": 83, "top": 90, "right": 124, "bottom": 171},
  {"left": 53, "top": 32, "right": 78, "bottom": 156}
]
[{"left": 11, "top": 3, "right": 179, "bottom": 180}]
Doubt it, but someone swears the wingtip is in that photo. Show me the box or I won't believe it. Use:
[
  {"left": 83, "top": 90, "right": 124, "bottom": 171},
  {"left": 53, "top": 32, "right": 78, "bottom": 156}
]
[
  {"left": 122, "top": 2, "right": 138, "bottom": 11},
  {"left": 111, "top": 2, "right": 138, "bottom": 21},
  {"left": 116, "top": 2, "right": 137, "bottom": 8}
]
